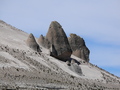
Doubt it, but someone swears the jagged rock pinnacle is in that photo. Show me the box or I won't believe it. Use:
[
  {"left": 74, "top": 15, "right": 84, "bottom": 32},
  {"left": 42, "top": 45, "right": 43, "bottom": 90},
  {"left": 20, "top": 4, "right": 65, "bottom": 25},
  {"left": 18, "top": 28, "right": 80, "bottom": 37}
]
[
  {"left": 38, "top": 34, "right": 50, "bottom": 48},
  {"left": 38, "top": 35, "right": 45, "bottom": 46},
  {"left": 26, "top": 33, "right": 41, "bottom": 52},
  {"left": 68, "top": 34, "right": 90, "bottom": 62},
  {"left": 46, "top": 21, "right": 72, "bottom": 61}
]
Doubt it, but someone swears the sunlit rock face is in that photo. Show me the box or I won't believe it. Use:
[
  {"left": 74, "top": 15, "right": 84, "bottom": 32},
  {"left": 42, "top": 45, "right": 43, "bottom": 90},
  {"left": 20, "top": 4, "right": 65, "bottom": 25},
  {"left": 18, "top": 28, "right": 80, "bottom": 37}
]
[{"left": 68, "top": 34, "right": 90, "bottom": 62}]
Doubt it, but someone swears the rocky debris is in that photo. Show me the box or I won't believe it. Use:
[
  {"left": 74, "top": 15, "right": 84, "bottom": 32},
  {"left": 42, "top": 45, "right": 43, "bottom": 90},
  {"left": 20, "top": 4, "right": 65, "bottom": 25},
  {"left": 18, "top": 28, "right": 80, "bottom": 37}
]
[
  {"left": 66, "top": 59, "right": 83, "bottom": 75},
  {"left": 70, "top": 63, "right": 83, "bottom": 75},
  {"left": 26, "top": 33, "right": 41, "bottom": 52},
  {"left": 66, "top": 60, "right": 71, "bottom": 66},
  {"left": 66, "top": 59, "right": 80, "bottom": 65},
  {"left": 68, "top": 34, "right": 90, "bottom": 62},
  {"left": 45, "top": 21, "right": 72, "bottom": 61}
]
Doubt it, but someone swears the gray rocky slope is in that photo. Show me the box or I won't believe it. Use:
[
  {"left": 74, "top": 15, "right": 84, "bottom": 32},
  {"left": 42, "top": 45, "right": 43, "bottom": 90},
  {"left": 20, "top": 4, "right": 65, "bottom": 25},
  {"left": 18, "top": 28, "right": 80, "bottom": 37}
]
[{"left": 0, "top": 20, "right": 120, "bottom": 90}]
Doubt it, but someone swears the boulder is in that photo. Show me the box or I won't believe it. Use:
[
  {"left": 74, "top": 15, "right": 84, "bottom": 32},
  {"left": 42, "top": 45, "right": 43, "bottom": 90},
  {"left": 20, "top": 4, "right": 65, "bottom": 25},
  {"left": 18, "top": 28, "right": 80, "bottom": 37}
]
[
  {"left": 66, "top": 60, "right": 71, "bottom": 66},
  {"left": 71, "top": 59, "right": 76, "bottom": 64},
  {"left": 26, "top": 33, "right": 41, "bottom": 52},
  {"left": 70, "top": 63, "right": 83, "bottom": 75},
  {"left": 68, "top": 34, "right": 90, "bottom": 62},
  {"left": 46, "top": 21, "right": 72, "bottom": 61}
]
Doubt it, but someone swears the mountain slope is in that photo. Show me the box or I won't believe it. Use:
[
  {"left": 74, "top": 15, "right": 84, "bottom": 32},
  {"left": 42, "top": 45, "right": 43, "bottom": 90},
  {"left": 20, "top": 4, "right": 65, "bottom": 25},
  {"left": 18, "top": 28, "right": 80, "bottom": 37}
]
[{"left": 0, "top": 20, "right": 120, "bottom": 90}]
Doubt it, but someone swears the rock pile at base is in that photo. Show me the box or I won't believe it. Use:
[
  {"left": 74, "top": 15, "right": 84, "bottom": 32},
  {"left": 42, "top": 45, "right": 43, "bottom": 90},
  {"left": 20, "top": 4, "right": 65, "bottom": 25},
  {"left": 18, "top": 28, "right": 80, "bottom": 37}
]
[
  {"left": 66, "top": 59, "right": 83, "bottom": 75},
  {"left": 68, "top": 34, "right": 90, "bottom": 62},
  {"left": 26, "top": 33, "right": 41, "bottom": 52},
  {"left": 70, "top": 63, "right": 83, "bottom": 75}
]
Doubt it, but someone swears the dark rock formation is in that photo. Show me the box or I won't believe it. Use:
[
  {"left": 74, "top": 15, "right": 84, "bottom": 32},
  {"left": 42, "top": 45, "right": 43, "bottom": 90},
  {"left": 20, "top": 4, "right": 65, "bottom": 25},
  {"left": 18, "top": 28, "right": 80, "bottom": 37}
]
[
  {"left": 70, "top": 63, "right": 83, "bottom": 75},
  {"left": 71, "top": 59, "right": 76, "bottom": 64},
  {"left": 45, "top": 21, "right": 72, "bottom": 61},
  {"left": 67, "top": 60, "right": 83, "bottom": 75},
  {"left": 26, "top": 33, "right": 41, "bottom": 52},
  {"left": 68, "top": 34, "right": 90, "bottom": 62},
  {"left": 38, "top": 21, "right": 90, "bottom": 62}
]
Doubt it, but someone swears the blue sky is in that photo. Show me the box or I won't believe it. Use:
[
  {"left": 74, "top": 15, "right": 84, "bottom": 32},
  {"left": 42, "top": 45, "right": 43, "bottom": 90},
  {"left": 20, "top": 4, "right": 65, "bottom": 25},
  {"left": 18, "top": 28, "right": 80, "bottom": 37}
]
[{"left": 0, "top": 0, "right": 120, "bottom": 77}]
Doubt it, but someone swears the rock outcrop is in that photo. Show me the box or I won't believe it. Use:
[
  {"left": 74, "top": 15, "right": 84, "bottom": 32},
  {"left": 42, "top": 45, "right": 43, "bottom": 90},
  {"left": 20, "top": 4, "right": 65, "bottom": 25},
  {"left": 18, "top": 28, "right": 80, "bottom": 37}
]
[
  {"left": 45, "top": 21, "right": 72, "bottom": 61},
  {"left": 38, "top": 35, "right": 45, "bottom": 47},
  {"left": 26, "top": 33, "right": 41, "bottom": 52},
  {"left": 38, "top": 21, "right": 90, "bottom": 62},
  {"left": 38, "top": 35, "right": 50, "bottom": 48},
  {"left": 66, "top": 59, "right": 83, "bottom": 75},
  {"left": 68, "top": 34, "right": 90, "bottom": 62}
]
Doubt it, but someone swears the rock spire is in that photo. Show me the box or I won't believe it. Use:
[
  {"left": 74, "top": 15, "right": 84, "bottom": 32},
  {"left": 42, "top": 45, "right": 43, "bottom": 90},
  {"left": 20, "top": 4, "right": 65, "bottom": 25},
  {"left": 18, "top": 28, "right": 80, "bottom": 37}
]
[
  {"left": 38, "top": 21, "right": 72, "bottom": 61},
  {"left": 46, "top": 21, "right": 72, "bottom": 61},
  {"left": 26, "top": 33, "right": 41, "bottom": 52},
  {"left": 68, "top": 34, "right": 90, "bottom": 62}
]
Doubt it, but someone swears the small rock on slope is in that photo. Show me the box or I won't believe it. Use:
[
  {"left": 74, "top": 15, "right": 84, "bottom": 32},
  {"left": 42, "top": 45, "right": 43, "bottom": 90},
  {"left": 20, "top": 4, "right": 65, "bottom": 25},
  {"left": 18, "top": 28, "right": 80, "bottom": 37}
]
[{"left": 26, "top": 33, "right": 41, "bottom": 52}]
